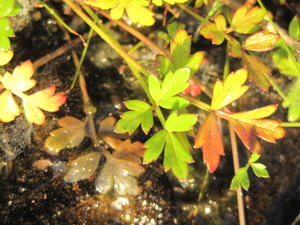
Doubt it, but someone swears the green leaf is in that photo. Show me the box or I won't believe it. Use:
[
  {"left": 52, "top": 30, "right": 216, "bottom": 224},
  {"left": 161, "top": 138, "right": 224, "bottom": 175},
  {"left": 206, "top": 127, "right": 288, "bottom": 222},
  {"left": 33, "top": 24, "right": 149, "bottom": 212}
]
[
  {"left": 144, "top": 129, "right": 167, "bottom": 163},
  {"left": 283, "top": 77, "right": 300, "bottom": 122},
  {"left": 251, "top": 163, "right": 270, "bottom": 178},
  {"left": 0, "top": 0, "right": 16, "bottom": 18},
  {"left": 272, "top": 47, "right": 300, "bottom": 77},
  {"left": 200, "top": 23, "right": 225, "bottom": 45},
  {"left": 157, "top": 55, "right": 171, "bottom": 78},
  {"left": 164, "top": 132, "right": 193, "bottom": 178},
  {"left": 167, "top": 21, "right": 185, "bottom": 39},
  {"left": 0, "top": 34, "right": 10, "bottom": 50},
  {"left": 225, "top": 35, "right": 242, "bottom": 58},
  {"left": 148, "top": 74, "right": 161, "bottom": 102},
  {"left": 0, "top": 18, "right": 13, "bottom": 36},
  {"left": 231, "top": 6, "right": 265, "bottom": 34},
  {"left": 248, "top": 152, "right": 260, "bottom": 163},
  {"left": 211, "top": 68, "right": 248, "bottom": 110},
  {"left": 288, "top": 16, "right": 300, "bottom": 41},
  {"left": 84, "top": 0, "right": 155, "bottom": 26},
  {"left": 165, "top": 112, "right": 197, "bottom": 132},
  {"left": 242, "top": 53, "right": 271, "bottom": 91},
  {"left": 116, "top": 100, "right": 153, "bottom": 134},
  {"left": 160, "top": 68, "right": 190, "bottom": 98},
  {"left": 230, "top": 167, "right": 250, "bottom": 191},
  {"left": 242, "top": 31, "right": 279, "bottom": 52},
  {"left": 170, "top": 29, "right": 204, "bottom": 74},
  {"left": 159, "top": 96, "right": 189, "bottom": 109}
]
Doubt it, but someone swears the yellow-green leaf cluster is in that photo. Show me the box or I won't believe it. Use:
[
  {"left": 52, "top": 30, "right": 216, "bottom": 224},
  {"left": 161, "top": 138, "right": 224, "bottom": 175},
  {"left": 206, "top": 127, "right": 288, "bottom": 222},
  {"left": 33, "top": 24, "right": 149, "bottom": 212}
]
[{"left": 84, "top": 0, "right": 155, "bottom": 26}]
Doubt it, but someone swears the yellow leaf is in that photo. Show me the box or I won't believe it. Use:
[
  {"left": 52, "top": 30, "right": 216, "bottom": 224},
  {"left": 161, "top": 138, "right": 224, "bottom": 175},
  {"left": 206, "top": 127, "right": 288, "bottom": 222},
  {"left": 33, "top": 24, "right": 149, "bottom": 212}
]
[
  {"left": 152, "top": 0, "right": 188, "bottom": 6},
  {"left": 215, "top": 14, "right": 226, "bottom": 31},
  {"left": 230, "top": 105, "right": 277, "bottom": 120},
  {"left": 211, "top": 68, "right": 249, "bottom": 110},
  {"left": 0, "top": 90, "right": 20, "bottom": 122},
  {"left": 0, "top": 49, "right": 13, "bottom": 66},
  {"left": 0, "top": 60, "right": 36, "bottom": 93},
  {"left": 242, "top": 31, "right": 279, "bottom": 52},
  {"left": 231, "top": 6, "right": 265, "bottom": 34},
  {"left": 126, "top": 0, "right": 154, "bottom": 26},
  {"left": 22, "top": 85, "right": 67, "bottom": 124}
]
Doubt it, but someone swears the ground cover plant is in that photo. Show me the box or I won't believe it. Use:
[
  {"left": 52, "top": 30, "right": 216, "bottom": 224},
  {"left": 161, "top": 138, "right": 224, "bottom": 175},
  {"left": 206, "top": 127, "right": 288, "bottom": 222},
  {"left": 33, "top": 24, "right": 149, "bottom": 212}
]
[{"left": 1, "top": 0, "right": 300, "bottom": 224}]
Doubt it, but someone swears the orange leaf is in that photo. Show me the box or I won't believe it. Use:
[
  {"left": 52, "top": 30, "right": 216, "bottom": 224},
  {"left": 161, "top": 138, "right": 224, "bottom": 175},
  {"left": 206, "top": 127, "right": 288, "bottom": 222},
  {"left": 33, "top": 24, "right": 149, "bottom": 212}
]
[
  {"left": 0, "top": 60, "right": 36, "bottom": 93},
  {"left": 216, "top": 105, "right": 285, "bottom": 152},
  {"left": 0, "top": 90, "right": 20, "bottom": 122},
  {"left": 22, "top": 85, "right": 67, "bottom": 124},
  {"left": 194, "top": 113, "right": 224, "bottom": 172}
]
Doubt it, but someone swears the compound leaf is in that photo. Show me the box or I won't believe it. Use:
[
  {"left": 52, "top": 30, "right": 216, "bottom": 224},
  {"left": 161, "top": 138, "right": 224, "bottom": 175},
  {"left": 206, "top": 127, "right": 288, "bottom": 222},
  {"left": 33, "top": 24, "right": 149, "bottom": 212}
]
[
  {"left": 0, "top": 60, "right": 36, "bottom": 93},
  {"left": 144, "top": 129, "right": 167, "bottom": 163},
  {"left": 230, "top": 167, "right": 250, "bottom": 190},
  {"left": 44, "top": 116, "right": 86, "bottom": 155},
  {"left": 0, "top": 90, "right": 20, "bottom": 122},
  {"left": 231, "top": 6, "right": 265, "bottom": 34},
  {"left": 282, "top": 77, "right": 300, "bottom": 122},
  {"left": 211, "top": 68, "right": 248, "bottom": 110},
  {"left": 242, "top": 31, "right": 279, "bottom": 52},
  {"left": 194, "top": 113, "right": 224, "bottom": 172},
  {"left": 200, "top": 23, "right": 225, "bottom": 45},
  {"left": 242, "top": 52, "right": 271, "bottom": 91},
  {"left": 251, "top": 163, "right": 270, "bottom": 178},
  {"left": 165, "top": 112, "right": 197, "bottom": 132},
  {"left": 116, "top": 100, "right": 153, "bottom": 134},
  {"left": 84, "top": 0, "right": 154, "bottom": 26},
  {"left": 64, "top": 152, "right": 101, "bottom": 183},
  {"left": 22, "top": 85, "right": 67, "bottom": 125}
]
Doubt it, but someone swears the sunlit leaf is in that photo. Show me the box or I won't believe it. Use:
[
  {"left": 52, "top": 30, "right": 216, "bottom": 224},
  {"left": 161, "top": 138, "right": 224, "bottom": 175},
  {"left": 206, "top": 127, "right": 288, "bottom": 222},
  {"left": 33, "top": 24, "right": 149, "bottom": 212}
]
[
  {"left": 242, "top": 53, "right": 270, "bottom": 91},
  {"left": 44, "top": 116, "right": 86, "bottom": 155},
  {"left": 200, "top": 23, "right": 225, "bottom": 45},
  {"left": 230, "top": 167, "right": 250, "bottom": 190},
  {"left": 211, "top": 68, "right": 248, "bottom": 110},
  {"left": 251, "top": 163, "right": 270, "bottom": 178},
  {"left": 159, "top": 96, "right": 189, "bottom": 109},
  {"left": 152, "top": 0, "right": 188, "bottom": 6},
  {"left": 170, "top": 29, "right": 205, "bottom": 74},
  {"left": 64, "top": 152, "right": 101, "bottom": 183},
  {"left": 242, "top": 32, "right": 279, "bottom": 52},
  {"left": 272, "top": 47, "right": 300, "bottom": 77},
  {"left": 282, "top": 77, "right": 300, "bottom": 122},
  {"left": 116, "top": 100, "right": 153, "bottom": 134},
  {"left": 164, "top": 132, "right": 193, "bottom": 178},
  {"left": 288, "top": 16, "right": 300, "bottom": 41},
  {"left": 215, "top": 14, "right": 226, "bottom": 31},
  {"left": 148, "top": 74, "right": 161, "bottom": 102},
  {"left": 231, "top": 6, "right": 265, "bottom": 34},
  {"left": 165, "top": 112, "right": 197, "bottom": 132},
  {"left": 194, "top": 113, "right": 224, "bottom": 173},
  {"left": 0, "top": 90, "right": 20, "bottom": 122},
  {"left": 248, "top": 152, "right": 260, "bottom": 163},
  {"left": 84, "top": 0, "right": 155, "bottom": 26},
  {"left": 0, "top": 49, "right": 13, "bottom": 66},
  {"left": 22, "top": 85, "right": 67, "bottom": 124},
  {"left": 225, "top": 35, "right": 242, "bottom": 58},
  {"left": 0, "top": 60, "right": 36, "bottom": 93},
  {"left": 0, "top": 0, "right": 19, "bottom": 18},
  {"left": 144, "top": 129, "right": 167, "bottom": 163},
  {"left": 229, "top": 105, "right": 277, "bottom": 120}
]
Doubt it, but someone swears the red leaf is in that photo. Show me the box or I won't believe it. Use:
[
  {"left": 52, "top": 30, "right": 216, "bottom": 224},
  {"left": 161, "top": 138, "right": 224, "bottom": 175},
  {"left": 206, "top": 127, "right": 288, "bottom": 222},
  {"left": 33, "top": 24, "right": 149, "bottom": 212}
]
[{"left": 194, "top": 113, "right": 224, "bottom": 172}]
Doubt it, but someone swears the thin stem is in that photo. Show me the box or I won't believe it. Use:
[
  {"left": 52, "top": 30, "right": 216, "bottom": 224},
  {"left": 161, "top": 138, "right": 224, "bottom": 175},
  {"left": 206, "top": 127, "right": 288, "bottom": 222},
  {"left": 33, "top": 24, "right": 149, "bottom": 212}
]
[
  {"left": 97, "top": 8, "right": 170, "bottom": 57},
  {"left": 265, "top": 75, "right": 288, "bottom": 102},
  {"left": 223, "top": 47, "right": 230, "bottom": 80},
  {"left": 229, "top": 124, "right": 247, "bottom": 225},
  {"left": 70, "top": 28, "right": 94, "bottom": 90},
  {"left": 178, "top": 4, "right": 205, "bottom": 22},
  {"left": 197, "top": 168, "right": 210, "bottom": 201},
  {"left": 180, "top": 94, "right": 211, "bottom": 111},
  {"left": 280, "top": 122, "right": 300, "bottom": 127},
  {"left": 39, "top": 0, "right": 85, "bottom": 43}
]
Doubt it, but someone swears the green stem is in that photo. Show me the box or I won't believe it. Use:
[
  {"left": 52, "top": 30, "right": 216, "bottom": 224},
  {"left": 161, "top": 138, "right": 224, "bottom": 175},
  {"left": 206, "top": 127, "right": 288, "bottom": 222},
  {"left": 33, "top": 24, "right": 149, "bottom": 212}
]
[
  {"left": 39, "top": 0, "right": 84, "bottom": 42},
  {"left": 280, "top": 122, "right": 300, "bottom": 127},
  {"left": 178, "top": 4, "right": 205, "bottom": 22},
  {"left": 180, "top": 94, "right": 211, "bottom": 111},
  {"left": 198, "top": 168, "right": 210, "bottom": 201},
  {"left": 265, "top": 75, "right": 288, "bottom": 102},
  {"left": 223, "top": 47, "right": 230, "bottom": 80},
  {"left": 70, "top": 28, "right": 94, "bottom": 90}
]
